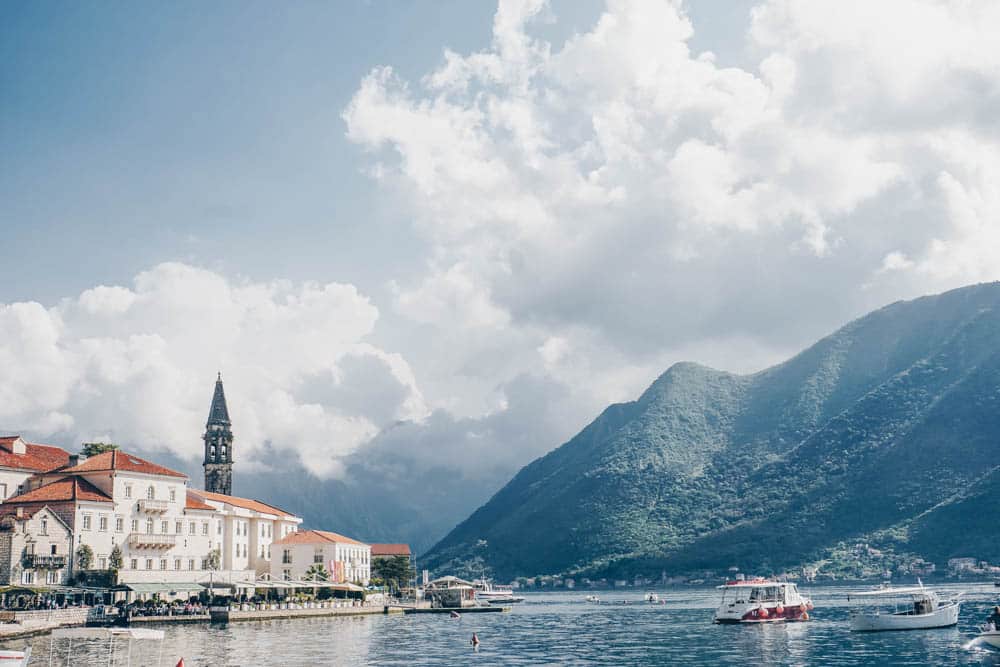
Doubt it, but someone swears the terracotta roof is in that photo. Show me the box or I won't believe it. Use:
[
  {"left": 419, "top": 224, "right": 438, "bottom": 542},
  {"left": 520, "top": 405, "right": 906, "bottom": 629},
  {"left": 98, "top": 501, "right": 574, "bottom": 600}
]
[
  {"left": 60, "top": 450, "right": 187, "bottom": 478},
  {"left": 0, "top": 436, "right": 71, "bottom": 472},
  {"left": 370, "top": 544, "right": 411, "bottom": 557},
  {"left": 185, "top": 491, "right": 215, "bottom": 511},
  {"left": 194, "top": 489, "right": 298, "bottom": 519},
  {"left": 273, "top": 529, "right": 367, "bottom": 547},
  {"left": 5, "top": 476, "right": 113, "bottom": 504}
]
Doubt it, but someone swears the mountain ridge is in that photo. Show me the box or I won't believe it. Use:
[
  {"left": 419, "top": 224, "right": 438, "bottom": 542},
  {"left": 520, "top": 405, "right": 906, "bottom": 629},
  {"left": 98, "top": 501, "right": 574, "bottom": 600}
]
[{"left": 423, "top": 282, "right": 1000, "bottom": 580}]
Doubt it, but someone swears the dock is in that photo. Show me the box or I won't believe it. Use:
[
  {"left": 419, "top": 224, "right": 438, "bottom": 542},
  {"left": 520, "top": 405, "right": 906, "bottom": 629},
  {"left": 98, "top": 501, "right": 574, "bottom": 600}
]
[
  {"left": 404, "top": 606, "right": 509, "bottom": 614},
  {"left": 209, "top": 603, "right": 404, "bottom": 623}
]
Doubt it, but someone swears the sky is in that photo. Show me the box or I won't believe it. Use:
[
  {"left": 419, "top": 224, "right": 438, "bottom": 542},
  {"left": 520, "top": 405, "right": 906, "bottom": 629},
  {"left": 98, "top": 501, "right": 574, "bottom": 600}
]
[{"left": 3, "top": 0, "right": 1000, "bottom": 489}]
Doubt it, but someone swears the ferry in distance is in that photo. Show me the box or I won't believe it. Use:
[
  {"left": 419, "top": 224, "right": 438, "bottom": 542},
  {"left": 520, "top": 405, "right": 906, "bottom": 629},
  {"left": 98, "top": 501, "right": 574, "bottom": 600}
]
[
  {"left": 713, "top": 579, "right": 813, "bottom": 624},
  {"left": 473, "top": 580, "right": 525, "bottom": 604}
]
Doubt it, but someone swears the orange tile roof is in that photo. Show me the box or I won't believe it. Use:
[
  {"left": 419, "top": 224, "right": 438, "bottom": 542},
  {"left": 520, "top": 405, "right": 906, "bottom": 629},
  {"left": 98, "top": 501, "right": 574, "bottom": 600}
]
[
  {"left": 194, "top": 489, "right": 298, "bottom": 519},
  {"left": 5, "top": 476, "right": 113, "bottom": 504},
  {"left": 185, "top": 491, "right": 215, "bottom": 511},
  {"left": 370, "top": 543, "right": 411, "bottom": 557},
  {"left": 61, "top": 450, "right": 186, "bottom": 478},
  {"left": 0, "top": 436, "right": 71, "bottom": 472},
  {"left": 273, "top": 529, "right": 367, "bottom": 547}
]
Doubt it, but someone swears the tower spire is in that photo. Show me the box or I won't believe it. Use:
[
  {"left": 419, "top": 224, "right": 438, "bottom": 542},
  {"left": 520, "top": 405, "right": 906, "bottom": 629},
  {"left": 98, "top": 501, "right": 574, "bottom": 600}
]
[{"left": 203, "top": 373, "right": 234, "bottom": 495}]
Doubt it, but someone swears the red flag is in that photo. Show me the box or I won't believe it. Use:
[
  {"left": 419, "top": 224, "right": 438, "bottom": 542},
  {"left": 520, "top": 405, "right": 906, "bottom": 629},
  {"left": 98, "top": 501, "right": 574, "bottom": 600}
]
[{"left": 176, "top": 660, "right": 185, "bottom": 667}]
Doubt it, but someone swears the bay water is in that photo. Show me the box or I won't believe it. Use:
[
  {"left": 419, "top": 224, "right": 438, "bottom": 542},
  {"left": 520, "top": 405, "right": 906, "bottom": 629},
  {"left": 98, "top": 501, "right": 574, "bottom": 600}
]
[{"left": 10, "top": 582, "right": 1000, "bottom": 665}]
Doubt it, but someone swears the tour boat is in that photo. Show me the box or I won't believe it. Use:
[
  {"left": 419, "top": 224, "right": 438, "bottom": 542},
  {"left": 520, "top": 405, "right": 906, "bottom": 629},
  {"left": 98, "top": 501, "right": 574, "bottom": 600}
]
[
  {"left": 473, "top": 580, "right": 525, "bottom": 604},
  {"left": 0, "top": 648, "right": 30, "bottom": 667},
  {"left": 644, "top": 592, "right": 659, "bottom": 603},
  {"left": 846, "top": 583, "right": 961, "bottom": 631},
  {"left": 713, "top": 579, "right": 812, "bottom": 624}
]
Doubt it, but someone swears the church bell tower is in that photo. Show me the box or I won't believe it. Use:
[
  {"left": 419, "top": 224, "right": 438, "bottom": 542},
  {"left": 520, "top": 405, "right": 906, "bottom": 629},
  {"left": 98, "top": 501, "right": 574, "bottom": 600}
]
[{"left": 203, "top": 372, "right": 234, "bottom": 495}]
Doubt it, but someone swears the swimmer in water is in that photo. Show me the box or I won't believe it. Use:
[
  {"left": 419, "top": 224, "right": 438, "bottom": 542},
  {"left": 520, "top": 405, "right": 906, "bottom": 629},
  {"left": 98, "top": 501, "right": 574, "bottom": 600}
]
[{"left": 471, "top": 633, "right": 480, "bottom": 647}]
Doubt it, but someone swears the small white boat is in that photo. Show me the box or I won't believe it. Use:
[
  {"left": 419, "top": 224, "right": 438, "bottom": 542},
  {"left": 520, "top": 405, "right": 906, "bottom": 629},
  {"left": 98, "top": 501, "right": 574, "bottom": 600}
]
[
  {"left": 585, "top": 594, "right": 600, "bottom": 603},
  {"left": 0, "top": 648, "right": 30, "bottom": 667},
  {"left": 713, "top": 579, "right": 812, "bottom": 624},
  {"left": 978, "top": 629, "right": 1000, "bottom": 649},
  {"left": 847, "top": 583, "right": 960, "bottom": 632},
  {"left": 473, "top": 579, "right": 525, "bottom": 604},
  {"left": 644, "top": 592, "right": 659, "bottom": 603}
]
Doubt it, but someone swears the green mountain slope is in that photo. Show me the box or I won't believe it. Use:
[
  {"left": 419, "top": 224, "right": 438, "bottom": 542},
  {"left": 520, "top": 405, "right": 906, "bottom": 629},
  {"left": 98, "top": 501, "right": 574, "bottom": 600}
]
[{"left": 423, "top": 282, "right": 1000, "bottom": 579}]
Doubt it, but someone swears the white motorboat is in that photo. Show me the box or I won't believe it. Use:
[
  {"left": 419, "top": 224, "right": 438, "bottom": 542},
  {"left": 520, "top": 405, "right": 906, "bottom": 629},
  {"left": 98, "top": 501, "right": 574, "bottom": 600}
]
[
  {"left": 713, "top": 579, "right": 812, "bottom": 624},
  {"left": 585, "top": 594, "right": 600, "bottom": 603},
  {"left": 644, "top": 592, "right": 659, "bottom": 603},
  {"left": 847, "top": 583, "right": 960, "bottom": 631},
  {"left": 978, "top": 629, "right": 1000, "bottom": 650},
  {"left": 0, "top": 648, "right": 30, "bottom": 667},
  {"left": 473, "top": 579, "right": 525, "bottom": 604}
]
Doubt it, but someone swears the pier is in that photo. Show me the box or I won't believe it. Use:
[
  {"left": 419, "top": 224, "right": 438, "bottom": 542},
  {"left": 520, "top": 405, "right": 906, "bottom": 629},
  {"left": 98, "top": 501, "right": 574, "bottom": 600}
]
[{"left": 208, "top": 602, "right": 404, "bottom": 623}]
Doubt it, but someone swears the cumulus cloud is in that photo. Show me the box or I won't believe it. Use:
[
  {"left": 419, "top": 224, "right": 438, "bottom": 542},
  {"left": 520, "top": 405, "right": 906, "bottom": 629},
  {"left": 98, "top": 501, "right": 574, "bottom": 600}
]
[
  {"left": 0, "top": 263, "right": 427, "bottom": 477},
  {"left": 343, "top": 0, "right": 1000, "bottom": 400}
]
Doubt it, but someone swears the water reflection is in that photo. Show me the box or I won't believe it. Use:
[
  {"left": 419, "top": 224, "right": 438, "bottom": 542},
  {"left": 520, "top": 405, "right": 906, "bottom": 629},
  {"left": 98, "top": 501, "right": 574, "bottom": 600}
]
[{"left": 5, "top": 584, "right": 1000, "bottom": 665}]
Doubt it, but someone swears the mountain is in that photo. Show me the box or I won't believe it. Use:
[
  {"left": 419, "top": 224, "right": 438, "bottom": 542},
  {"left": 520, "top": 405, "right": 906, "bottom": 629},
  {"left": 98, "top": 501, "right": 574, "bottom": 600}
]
[{"left": 422, "top": 282, "right": 1000, "bottom": 580}]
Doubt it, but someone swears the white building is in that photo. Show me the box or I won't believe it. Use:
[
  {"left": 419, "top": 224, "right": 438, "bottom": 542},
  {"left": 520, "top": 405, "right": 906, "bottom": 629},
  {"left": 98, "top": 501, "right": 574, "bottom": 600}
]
[
  {"left": 3, "top": 449, "right": 301, "bottom": 596},
  {"left": 271, "top": 529, "right": 370, "bottom": 585}
]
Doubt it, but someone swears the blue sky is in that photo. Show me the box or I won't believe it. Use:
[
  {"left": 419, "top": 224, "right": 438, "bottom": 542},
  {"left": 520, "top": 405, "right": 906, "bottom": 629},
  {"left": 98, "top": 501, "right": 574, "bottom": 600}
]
[{"left": 3, "top": 0, "right": 996, "bottom": 490}]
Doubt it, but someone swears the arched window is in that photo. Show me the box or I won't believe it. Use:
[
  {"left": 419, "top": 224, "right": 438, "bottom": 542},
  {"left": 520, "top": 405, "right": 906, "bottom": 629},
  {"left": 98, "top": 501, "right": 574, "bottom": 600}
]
[
  {"left": 210, "top": 445, "right": 216, "bottom": 458},
  {"left": 221, "top": 445, "right": 227, "bottom": 458}
]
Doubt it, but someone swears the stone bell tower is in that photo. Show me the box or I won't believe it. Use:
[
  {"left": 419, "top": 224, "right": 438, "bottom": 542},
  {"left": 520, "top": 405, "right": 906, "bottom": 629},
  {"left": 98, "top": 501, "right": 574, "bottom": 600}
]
[{"left": 203, "top": 372, "right": 233, "bottom": 495}]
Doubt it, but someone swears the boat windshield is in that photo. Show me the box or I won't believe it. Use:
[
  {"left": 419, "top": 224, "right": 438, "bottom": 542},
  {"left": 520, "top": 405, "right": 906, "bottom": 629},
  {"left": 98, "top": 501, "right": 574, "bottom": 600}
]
[{"left": 719, "top": 585, "right": 787, "bottom": 605}]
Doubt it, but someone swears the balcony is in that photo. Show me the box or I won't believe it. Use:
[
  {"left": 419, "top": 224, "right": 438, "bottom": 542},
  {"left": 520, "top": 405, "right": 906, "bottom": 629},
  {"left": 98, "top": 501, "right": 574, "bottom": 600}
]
[
  {"left": 137, "top": 499, "right": 170, "bottom": 514},
  {"left": 24, "top": 554, "right": 67, "bottom": 569},
  {"left": 128, "top": 533, "right": 176, "bottom": 549}
]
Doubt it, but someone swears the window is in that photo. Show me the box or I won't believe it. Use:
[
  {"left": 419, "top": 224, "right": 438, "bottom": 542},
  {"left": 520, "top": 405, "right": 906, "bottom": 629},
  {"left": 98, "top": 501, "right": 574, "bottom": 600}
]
[
  {"left": 125, "top": 485, "right": 132, "bottom": 498},
  {"left": 47, "top": 570, "right": 59, "bottom": 584},
  {"left": 99, "top": 557, "right": 107, "bottom": 569},
  {"left": 189, "top": 521, "right": 196, "bottom": 534},
  {"left": 99, "top": 515, "right": 108, "bottom": 532},
  {"left": 146, "top": 519, "right": 154, "bottom": 534},
  {"left": 217, "top": 521, "right": 222, "bottom": 535},
  {"left": 22, "top": 571, "right": 34, "bottom": 584},
  {"left": 146, "top": 486, "right": 155, "bottom": 500},
  {"left": 130, "top": 559, "right": 138, "bottom": 570},
  {"left": 260, "top": 545, "right": 265, "bottom": 558},
  {"left": 210, "top": 445, "right": 216, "bottom": 457},
  {"left": 161, "top": 520, "right": 169, "bottom": 534},
  {"left": 174, "top": 559, "right": 181, "bottom": 570},
  {"left": 169, "top": 487, "right": 176, "bottom": 502},
  {"left": 267, "top": 546, "right": 270, "bottom": 560},
  {"left": 201, "top": 559, "right": 208, "bottom": 570},
  {"left": 282, "top": 569, "right": 291, "bottom": 581},
  {"left": 221, "top": 445, "right": 227, "bottom": 458},
  {"left": 267, "top": 524, "right": 272, "bottom": 538},
  {"left": 188, "top": 559, "right": 195, "bottom": 570},
  {"left": 82, "top": 514, "right": 92, "bottom": 530},
  {"left": 0, "top": 483, "right": 6, "bottom": 498},
  {"left": 116, "top": 517, "right": 124, "bottom": 533},
  {"left": 261, "top": 524, "right": 265, "bottom": 537},
  {"left": 145, "top": 559, "right": 153, "bottom": 570},
  {"left": 202, "top": 522, "right": 209, "bottom": 535},
  {"left": 40, "top": 518, "right": 48, "bottom": 535},
  {"left": 131, "top": 519, "right": 139, "bottom": 532},
  {"left": 50, "top": 544, "right": 57, "bottom": 555},
  {"left": 160, "top": 559, "right": 167, "bottom": 570},
  {"left": 282, "top": 549, "right": 292, "bottom": 565},
  {"left": 314, "top": 550, "right": 324, "bottom": 564}
]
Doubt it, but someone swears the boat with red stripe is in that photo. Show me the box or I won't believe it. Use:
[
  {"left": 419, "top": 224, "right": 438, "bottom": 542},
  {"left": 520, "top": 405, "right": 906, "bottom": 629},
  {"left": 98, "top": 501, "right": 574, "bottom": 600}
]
[{"left": 713, "top": 578, "right": 813, "bottom": 624}]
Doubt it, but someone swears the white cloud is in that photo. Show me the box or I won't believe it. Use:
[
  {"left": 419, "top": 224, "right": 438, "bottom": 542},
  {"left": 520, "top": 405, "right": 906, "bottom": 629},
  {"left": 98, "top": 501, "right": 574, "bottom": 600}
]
[{"left": 0, "top": 263, "right": 427, "bottom": 478}]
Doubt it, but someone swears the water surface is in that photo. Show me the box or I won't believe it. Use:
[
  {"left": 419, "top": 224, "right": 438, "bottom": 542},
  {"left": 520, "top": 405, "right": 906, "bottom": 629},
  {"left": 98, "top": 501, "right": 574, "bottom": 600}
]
[{"left": 9, "top": 583, "right": 1000, "bottom": 665}]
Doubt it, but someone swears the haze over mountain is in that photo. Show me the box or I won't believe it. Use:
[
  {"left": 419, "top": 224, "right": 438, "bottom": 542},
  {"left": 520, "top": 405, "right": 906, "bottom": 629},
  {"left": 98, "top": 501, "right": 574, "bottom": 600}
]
[{"left": 424, "top": 282, "right": 1000, "bottom": 580}]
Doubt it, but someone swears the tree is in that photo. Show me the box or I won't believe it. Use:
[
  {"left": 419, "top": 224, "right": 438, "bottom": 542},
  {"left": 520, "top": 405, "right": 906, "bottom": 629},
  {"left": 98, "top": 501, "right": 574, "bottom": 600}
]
[
  {"left": 76, "top": 544, "right": 94, "bottom": 570},
  {"left": 205, "top": 547, "right": 221, "bottom": 571},
  {"left": 109, "top": 545, "right": 123, "bottom": 570},
  {"left": 81, "top": 442, "right": 118, "bottom": 457},
  {"left": 304, "top": 563, "right": 330, "bottom": 581},
  {"left": 372, "top": 555, "right": 415, "bottom": 593}
]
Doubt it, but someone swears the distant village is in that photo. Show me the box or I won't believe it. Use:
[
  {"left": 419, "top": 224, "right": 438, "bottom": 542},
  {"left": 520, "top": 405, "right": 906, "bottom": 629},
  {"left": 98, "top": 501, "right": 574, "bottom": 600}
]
[{"left": 0, "top": 375, "right": 413, "bottom": 606}]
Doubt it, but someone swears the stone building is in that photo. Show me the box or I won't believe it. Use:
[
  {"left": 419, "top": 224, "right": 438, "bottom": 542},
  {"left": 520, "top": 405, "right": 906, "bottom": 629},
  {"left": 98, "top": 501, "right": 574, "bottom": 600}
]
[
  {"left": 203, "top": 373, "right": 234, "bottom": 496},
  {"left": 0, "top": 505, "right": 74, "bottom": 586}
]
